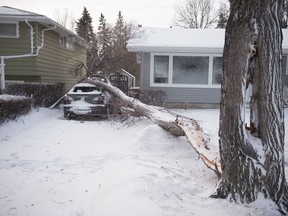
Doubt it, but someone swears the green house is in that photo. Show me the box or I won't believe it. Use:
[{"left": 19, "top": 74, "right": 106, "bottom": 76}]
[{"left": 0, "top": 6, "right": 91, "bottom": 92}]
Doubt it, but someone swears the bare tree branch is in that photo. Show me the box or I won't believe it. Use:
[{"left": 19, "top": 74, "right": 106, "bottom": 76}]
[
  {"left": 174, "top": 0, "right": 217, "bottom": 28},
  {"left": 53, "top": 8, "right": 76, "bottom": 32}
]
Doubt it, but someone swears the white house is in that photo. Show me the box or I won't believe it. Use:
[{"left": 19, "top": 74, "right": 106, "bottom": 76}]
[{"left": 127, "top": 27, "right": 288, "bottom": 108}]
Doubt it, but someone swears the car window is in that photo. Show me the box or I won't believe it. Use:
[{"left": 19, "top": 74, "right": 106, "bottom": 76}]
[{"left": 73, "top": 87, "right": 100, "bottom": 92}]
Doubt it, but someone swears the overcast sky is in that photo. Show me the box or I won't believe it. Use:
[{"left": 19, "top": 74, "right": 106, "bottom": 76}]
[{"left": 1, "top": 0, "right": 228, "bottom": 28}]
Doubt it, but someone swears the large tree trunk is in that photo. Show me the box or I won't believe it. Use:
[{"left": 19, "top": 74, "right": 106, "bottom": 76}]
[{"left": 213, "top": 0, "right": 288, "bottom": 213}]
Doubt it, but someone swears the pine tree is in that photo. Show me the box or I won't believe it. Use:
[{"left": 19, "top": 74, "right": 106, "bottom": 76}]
[
  {"left": 97, "top": 13, "right": 113, "bottom": 74},
  {"left": 216, "top": 3, "right": 229, "bottom": 29},
  {"left": 111, "top": 11, "right": 131, "bottom": 69},
  {"left": 111, "top": 11, "right": 140, "bottom": 84},
  {"left": 113, "top": 11, "right": 129, "bottom": 48},
  {"left": 75, "top": 7, "right": 98, "bottom": 77},
  {"left": 76, "top": 7, "right": 94, "bottom": 43}
]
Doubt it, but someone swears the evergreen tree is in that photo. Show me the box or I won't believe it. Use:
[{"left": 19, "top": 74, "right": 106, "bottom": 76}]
[
  {"left": 111, "top": 11, "right": 140, "bottom": 84},
  {"left": 112, "top": 12, "right": 132, "bottom": 68},
  {"left": 113, "top": 11, "right": 129, "bottom": 48},
  {"left": 74, "top": 7, "right": 98, "bottom": 78},
  {"left": 216, "top": 3, "right": 229, "bottom": 29},
  {"left": 76, "top": 7, "right": 94, "bottom": 43},
  {"left": 97, "top": 13, "right": 113, "bottom": 74}
]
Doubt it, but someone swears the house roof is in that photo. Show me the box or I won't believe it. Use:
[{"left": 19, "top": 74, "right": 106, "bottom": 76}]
[
  {"left": 0, "top": 6, "right": 91, "bottom": 49},
  {"left": 127, "top": 27, "right": 225, "bottom": 53},
  {"left": 127, "top": 27, "right": 288, "bottom": 53}
]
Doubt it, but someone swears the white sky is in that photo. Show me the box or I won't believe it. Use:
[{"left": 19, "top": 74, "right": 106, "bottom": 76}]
[{"left": 1, "top": 0, "right": 228, "bottom": 28}]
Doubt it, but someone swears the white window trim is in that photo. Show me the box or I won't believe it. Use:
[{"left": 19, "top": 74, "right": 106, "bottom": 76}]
[
  {"left": 0, "top": 21, "right": 19, "bottom": 38},
  {"left": 150, "top": 53, "right": 222, "bottom": 88}
]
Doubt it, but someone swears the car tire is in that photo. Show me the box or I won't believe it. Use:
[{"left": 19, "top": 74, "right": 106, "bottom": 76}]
[
  {"left": 101, "top": 105, "right": 109, "bottom": 119},
  {"left": 64, "top": 110, "right": 70, "bottom": 119}
]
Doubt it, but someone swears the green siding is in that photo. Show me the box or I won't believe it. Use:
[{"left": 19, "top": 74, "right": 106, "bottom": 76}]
[
  {"left": 0, "top": 22, "right": 32, "bottom": 55},
  {"left": 1, "top": 21, "right": 89, "bottom": 92},
  {"left": 6, "top": 75, "right": 40, "bottom": 82},
  {"left": 36, "top": 26, "right": 87, "bottom": 91},
  {"left": 5, "top": 57, "right": 37, "bottom": 75}
]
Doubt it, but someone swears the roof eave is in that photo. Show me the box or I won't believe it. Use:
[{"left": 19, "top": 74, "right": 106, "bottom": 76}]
[{"left": 0, "top": 15, "right": 91, "bottom": 49}]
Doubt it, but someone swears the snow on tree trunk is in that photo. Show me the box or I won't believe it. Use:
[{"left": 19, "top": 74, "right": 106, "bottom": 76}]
[{"left": 213, "top": 0, "right": 288, "bottom": 213}]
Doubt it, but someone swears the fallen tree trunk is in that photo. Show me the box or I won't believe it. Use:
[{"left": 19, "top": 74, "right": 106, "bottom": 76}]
[{"left": 85, "top": 79, "right": 222, "bottom": 177}]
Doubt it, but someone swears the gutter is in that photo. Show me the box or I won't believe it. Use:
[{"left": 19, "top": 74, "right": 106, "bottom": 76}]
[{"left": 0, "top": 19, "right": 56, "bottom": 93}]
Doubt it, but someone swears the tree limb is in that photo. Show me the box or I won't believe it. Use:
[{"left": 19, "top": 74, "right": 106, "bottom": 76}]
[{"left": 84, "top": 79, "right": 222, "bottom": 177}]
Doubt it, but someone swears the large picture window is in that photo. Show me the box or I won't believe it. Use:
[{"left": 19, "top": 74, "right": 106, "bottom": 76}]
[
  {"left": 173, "top": 56, "right": 209, "bottom": 84},
  {"left": 0, "top": 22, "right": 18, "bottom": 38},
  {"left": 151, "top": 53, "right": 222, "bottom": 87}
]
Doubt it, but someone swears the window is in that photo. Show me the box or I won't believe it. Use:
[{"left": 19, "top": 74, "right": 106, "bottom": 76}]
[
  {"left": 154, "top": 55, "right": 169, "bottom": 83},
  {"left": 59, "top": 36, "right": 65, "bottom": 47},
  {"left": 66, "top": 38, "right": 74, "bottom": 51},
  {"left": 151, "top": 53, "right": 222, "bottom": 87},
  {"left": 59, "top": 35, "right": 74, "bottom": 51},
  {"left": 173, "top": 56, "right": 209, "bottom": 84},
  {"left": 0, "top": 22, "right": 18, "bottom": 38},
  {"left": 212, "top": 57, "right": 223, "bottom": 84}
]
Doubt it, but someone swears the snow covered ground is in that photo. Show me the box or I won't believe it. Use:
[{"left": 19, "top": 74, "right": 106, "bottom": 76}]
[{"left": 0, "top": 107, "right": 287, "bottom": 216}]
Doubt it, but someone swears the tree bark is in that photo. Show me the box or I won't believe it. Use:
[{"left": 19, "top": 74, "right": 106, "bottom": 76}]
[
  {"left": 84, "top": 78, "right": 222, "bottom": 177},
  {"left": 213, "top": 0, "right": 288, "bottom": 213}
]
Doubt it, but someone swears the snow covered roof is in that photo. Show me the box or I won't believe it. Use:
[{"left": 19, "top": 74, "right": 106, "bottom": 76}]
[
  {"left": 0, "top": 6, "right": 91, "bottom": 49},
  {"left": 128, "top": 27, "right": 288, "bottom": 53},
  {"left": 127, "top": 27, "right": 225, "bottom": 53}
]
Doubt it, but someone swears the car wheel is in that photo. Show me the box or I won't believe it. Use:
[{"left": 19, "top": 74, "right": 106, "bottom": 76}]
[
  {"left": 106, "top": 105, "right": 110, "bottom": 119},
  {"left": 102, "top": 105, "right": 109, "bottom": 119},
  {"left": 64, "top": 110, "right": 70, "bottom": 119}
]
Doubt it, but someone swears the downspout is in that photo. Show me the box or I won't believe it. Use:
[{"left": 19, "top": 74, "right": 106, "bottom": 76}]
[
  {"left": 25, "top": 19, "right": 34, "bottom": 54},
  {"left": 35, "top": 25, "right": 56, "bottom": 55},
  {"left": 0, "top": 19, "right": 56, "bottom": 93}
]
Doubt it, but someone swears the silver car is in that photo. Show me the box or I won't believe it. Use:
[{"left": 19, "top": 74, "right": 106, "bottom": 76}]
[{"left": 63, "top": 82, "right": 110, "bottom": 119}]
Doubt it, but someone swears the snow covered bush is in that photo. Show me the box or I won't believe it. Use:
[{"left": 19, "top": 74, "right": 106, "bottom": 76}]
[
  {"left": 0, "top": 95, "right": 32, "bottom": 124},
  {"left": 6, "top": 82, "right": 64, "bottom": 107}
]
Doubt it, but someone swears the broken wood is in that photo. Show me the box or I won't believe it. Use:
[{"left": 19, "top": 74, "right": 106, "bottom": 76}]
[{"left": 84, "top": 79, "right": 222, "bottom": 177}]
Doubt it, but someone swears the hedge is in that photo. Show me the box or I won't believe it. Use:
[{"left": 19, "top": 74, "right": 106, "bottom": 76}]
[
  {"left": 0, "top": 95, "right": 33, "bottom": 124},
  {"left": 6, "top": 82, "right": 65, "bottom": 107}
]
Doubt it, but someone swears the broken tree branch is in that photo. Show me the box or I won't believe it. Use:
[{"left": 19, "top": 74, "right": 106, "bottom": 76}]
[{"left": 84, "top": 79, "right": 222, "bottom": 177}]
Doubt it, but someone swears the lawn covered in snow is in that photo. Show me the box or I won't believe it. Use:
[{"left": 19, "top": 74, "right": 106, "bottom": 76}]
[{"left": 0, "top": 108, "right": 287, "bottom": 216}]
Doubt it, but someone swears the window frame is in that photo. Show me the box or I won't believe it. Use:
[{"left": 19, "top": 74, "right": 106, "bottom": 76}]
[
  {"left": 150, "top": 53, "right": 222, "bottom": 88},
  {"left": 0, "top": 21, "right": 19, "bottom": 38},
  {"left": 59, "top": 35, "right": 74, "bottom": 52},
  {"left": 59, "top": 36, "right": 66, "bottom": 47},
  {"left": 153, "top": 55, "right": 170, "bottom": 84},
  {"left": 66, "top": 37, "right": 74, "bottom": 51}
]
